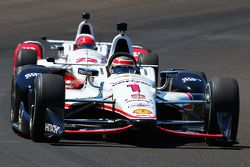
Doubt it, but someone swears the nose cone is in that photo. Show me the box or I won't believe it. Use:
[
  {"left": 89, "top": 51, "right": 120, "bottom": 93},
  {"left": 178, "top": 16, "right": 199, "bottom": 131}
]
[{"left": 112, "top": 77, "right": 156, "bottom": 119}]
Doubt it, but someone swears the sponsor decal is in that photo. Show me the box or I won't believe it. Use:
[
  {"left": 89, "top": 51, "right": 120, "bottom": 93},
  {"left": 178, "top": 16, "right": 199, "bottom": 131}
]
[
  {"left": 76, "top": 57, "right": 97, "bottom": 63},
  {"left": 78, "top": 68, "right": 98, "bottom": 76},
  {"left": 165, "top": 72, "right": 178, "bottom": 78},
  {"left": 45, "top": 123, "right": 61, "bottom": 134},
  {"left": 131, "top": 94, "right": 146, "bottom": 99},
  {"left": 128, "top": 103, "right": 152, "bottom": 109},
  {"left": 22, "top": 47, "right": 36, "bottom": 50},
  {"left": 125, "top": 99, "right": 153, "bottom": 104},
  {"left": 127, "top": 84, "right": 140, "bottom": 92},
  {"left": 133, "top": 109, "right": 152, "bottom": 114},
  {"left": 78, "top": 69, "right": 93, "bottom": 76},
  {"left": 24, "top": 73, "right": 41, "bottom": 79},
  {"left": 182, "top": 77, "right": 202, "bottom": 83},
  {"left": 111, "top": 79, "right": 151, "bottom": 87}
]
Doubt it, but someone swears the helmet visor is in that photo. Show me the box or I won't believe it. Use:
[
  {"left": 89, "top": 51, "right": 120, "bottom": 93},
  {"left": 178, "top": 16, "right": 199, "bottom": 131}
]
[
  {"left": 78, "top": 44, "right": 97, "bottom": 50},
  {"left": 111, "top": 66, "right": 136, "bottom": 74}
]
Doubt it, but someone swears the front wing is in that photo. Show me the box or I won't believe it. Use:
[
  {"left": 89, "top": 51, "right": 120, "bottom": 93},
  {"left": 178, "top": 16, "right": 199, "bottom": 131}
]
[{"left": 61, "top": 94, "right": 224, "bottom": 140}]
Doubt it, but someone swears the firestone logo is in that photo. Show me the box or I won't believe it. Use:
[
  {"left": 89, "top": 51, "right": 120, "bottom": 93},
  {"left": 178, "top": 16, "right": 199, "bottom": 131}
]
[
  {"left": 182, "top": 77, "right": 202, "bottom": 83},
  {"left": 25, "top": 73, "right": 41, "bottom": 79}
]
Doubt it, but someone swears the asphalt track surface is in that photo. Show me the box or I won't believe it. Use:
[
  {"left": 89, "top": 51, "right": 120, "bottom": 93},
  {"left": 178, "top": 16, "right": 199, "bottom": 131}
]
[{"left": 1, "top": 0, "right": 250, "bottom": 166}]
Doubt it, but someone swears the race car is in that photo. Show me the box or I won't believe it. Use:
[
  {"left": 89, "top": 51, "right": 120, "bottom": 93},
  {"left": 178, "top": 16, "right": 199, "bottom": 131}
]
[
  {"left": 11, "top": 21, "right": 239, "bottom": 146},
  {"left": 39, "top": 13, "right": 155, "bottom": 65},
  {"left": 13, "top": 14, "right": 158, "bottom": 88}
]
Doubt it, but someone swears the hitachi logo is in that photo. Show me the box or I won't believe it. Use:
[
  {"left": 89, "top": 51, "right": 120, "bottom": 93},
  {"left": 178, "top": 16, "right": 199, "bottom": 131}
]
[{"left": 45, "top": 123, "right": 61, "bottom": 134}]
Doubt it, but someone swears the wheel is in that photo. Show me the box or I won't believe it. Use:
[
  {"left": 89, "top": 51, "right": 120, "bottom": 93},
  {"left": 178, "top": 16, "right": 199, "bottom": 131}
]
[
  {"left": 10, "top": 75, "right": 21, "bottom": 125},
  {"left": 10, "top": 67, "right": 28, "bottom": 135},
  {"left": 11, "top": 66, "right": 25, "bottom": 124},
  {"left": 16, "top": 49, "right": 37, "bottom": 68},
  {"left": 27, "top": 42, "right": 44, "bottom": 59},
  {"left": 140, "top": 53, "right": 159, "bottom": 83},
  {"left": 30, "top": 74, "right": 65, "bottom": 142},
  {"left": 206, "top": 77, "right": 239, "bottom": 146}
]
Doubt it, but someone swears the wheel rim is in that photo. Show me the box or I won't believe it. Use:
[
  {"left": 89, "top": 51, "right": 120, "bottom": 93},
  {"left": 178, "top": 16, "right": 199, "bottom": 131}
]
[
  {"left": 206, "top": 82, "right": 233, "bottom": 140},
  {"left": 29, "top": 108, "right": 33, "bottom": 133},
  {"left": 29, "top": 90, "right": 35, "bottom": 134},
  {"left": 10, "top": 81, "right": 17, "bottom": 122},
  {"left": 30, "top": 87, "right": 38, "bottom": 136},
  {"left": 205, "top": 83, "right": 212, "bottom": 132}
]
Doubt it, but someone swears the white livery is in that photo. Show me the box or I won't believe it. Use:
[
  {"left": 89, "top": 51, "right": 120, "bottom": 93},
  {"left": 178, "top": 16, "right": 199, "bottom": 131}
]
[{"left": 11, "top": 13, "right": 240, "bottom": 146}]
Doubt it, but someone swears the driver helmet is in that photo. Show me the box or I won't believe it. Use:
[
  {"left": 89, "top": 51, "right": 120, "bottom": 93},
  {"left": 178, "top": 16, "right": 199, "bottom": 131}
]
[
  {"left": 74, "top": 34, "right": 97, "bottom": 50},
  {"left": 109, "top": 56, "right": 137, "bottom": 74}
]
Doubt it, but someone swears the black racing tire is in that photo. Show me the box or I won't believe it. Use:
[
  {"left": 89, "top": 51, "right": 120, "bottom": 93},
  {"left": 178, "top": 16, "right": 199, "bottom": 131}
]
[
  {"left": 10, "top": 76, "right": 21, "bottom": 125},
  {"left": 10, "top": 67, "right": 26, "bottom": 132},
  {"left": 27, "top": 42, "right": 44, "bottom": 59},
  {"left": 30, "top": 74, "right": 65, "bottom": 142},
  {"left": 16, "top": 49, "right": 37, "bottom": 68},
  {"left": 140, "top": 53, "right": 159, "bottom": 84},
  {"left": 206, "top": 77, "right": 239, "bottom": 146}
]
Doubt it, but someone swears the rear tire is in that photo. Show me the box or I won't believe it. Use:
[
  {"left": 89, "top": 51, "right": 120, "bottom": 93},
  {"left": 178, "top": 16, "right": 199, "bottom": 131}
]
[
  {"left": 30, "top": 74, "right": 65, "bottom": 142},
  {"left": 16, "top": 49, "right": 37, "bottom": 68},
  {"left": 206, "top": 77, "right": 239, "bottom": 146}
]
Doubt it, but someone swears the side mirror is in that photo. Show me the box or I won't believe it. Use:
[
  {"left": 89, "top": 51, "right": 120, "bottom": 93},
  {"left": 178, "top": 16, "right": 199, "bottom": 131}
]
[
  {"left": 58, "top": 46, "right": 64, "bottom": 51},
  {"left": 78, "top": 68, "right": 99, "bottom": 76},
  {"left": 46, "top": 57, "right": 55, "bottom": 63},
  {"left": 51, "top": 45, "right": 64, "bottom": 51}
]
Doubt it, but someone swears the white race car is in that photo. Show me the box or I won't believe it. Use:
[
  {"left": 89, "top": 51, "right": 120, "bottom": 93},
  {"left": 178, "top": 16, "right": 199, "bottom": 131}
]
[{"left": 11, "top": 18, "right": 239, "bottom": 146}]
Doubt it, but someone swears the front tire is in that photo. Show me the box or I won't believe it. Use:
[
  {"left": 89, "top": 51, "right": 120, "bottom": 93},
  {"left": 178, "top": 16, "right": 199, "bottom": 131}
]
[
  {"left": 206, "top": 77, "right": 239, "bottom": 146},
  {"left": 10, "top": 67, "right": 28, "bottom": 135},
  {"left": 10, "top": 76, "right": 20, "bottom": 124},
  {"left": 30, "top": 74, "right": 65, "bottom": 142}
]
